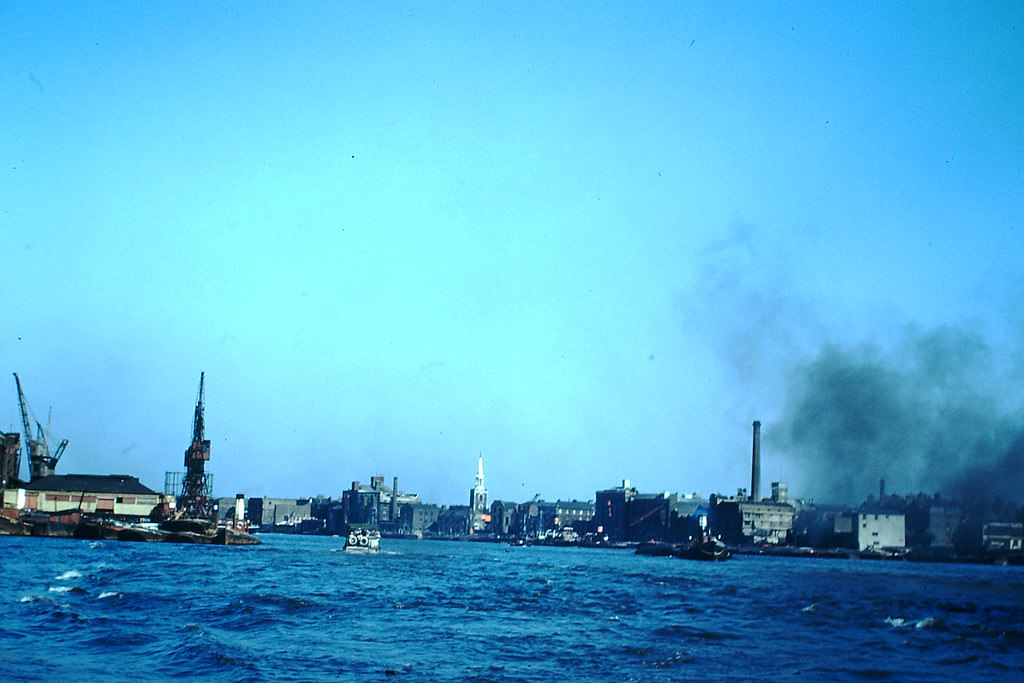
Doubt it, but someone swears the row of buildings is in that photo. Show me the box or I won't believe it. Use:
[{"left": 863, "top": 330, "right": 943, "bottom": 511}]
[
  {"left": 215, "top": 419, "right": 1023, "bottom": 559},
  {"left": 5, "top": 399, "right": 1022, "bottom": 557},
  {"left": 227, "top": 450, "right": 1023, "bottom": 558}
]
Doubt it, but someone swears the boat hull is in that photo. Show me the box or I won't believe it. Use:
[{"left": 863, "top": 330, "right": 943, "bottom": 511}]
[{"left": 344, "top": 526, "right": 381, "bottom": 552}]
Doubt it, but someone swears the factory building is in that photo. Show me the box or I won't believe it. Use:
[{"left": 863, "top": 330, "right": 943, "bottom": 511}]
[
  {"left": 709, "top": 421, "right": 795, "bottom": 545},
  {"left": 710, "top": 493, "right": 795, "bottom": 545}
]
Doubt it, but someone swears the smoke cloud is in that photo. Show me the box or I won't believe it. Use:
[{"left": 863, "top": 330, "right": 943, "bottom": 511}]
[
  {"left": 774, "top": 326, "right": 1024, "bottom": 505},
  {"left": 684, "top": 224, "right": 1024, "bottom": 506}
]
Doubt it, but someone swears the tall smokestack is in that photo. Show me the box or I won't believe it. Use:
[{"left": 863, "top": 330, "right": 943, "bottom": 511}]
[
  {"left": 390, "top": 476, "right": 398, "bottom": 523},
  {"left": 879, "top": 478, "right": 886, "bottom": 500},
  {"left": 751, "top": 420, "right": 761, "bottom": 501}
]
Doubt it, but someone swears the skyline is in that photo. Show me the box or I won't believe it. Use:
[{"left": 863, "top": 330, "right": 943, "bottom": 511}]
[{"left": 3, "top": 4, "right": 1023, "bottom": 505}]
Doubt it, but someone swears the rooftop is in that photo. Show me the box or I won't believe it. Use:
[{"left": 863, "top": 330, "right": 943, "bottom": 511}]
[{"left": 25, "top": 474, "right": 157, "bottom": 495}]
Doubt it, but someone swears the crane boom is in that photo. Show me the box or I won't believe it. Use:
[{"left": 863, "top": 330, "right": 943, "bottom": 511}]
[
  {"left": 52, "top": 439, "right": 69, "bottom": 465},
  {"left": 192, "top": 372, "right": 205, "bottom": 444},
  {"left": 13, "top": 374, "right": 32, "bottom": 453},
  {"left": 12, "top": 373, "right": 68, "bottom": 480}
]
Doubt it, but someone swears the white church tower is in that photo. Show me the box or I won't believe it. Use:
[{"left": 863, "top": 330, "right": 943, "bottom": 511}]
[{"left": 470, "top": 453, "right": 488, "bottom": 532}]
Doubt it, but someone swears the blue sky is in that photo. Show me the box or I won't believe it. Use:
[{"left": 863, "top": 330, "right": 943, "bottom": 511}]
[{"left": 3, "top": 3, "right": 1022, "bottom": 505}]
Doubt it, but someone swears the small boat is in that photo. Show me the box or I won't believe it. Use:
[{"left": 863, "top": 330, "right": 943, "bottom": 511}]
[
  {"left": 675, "top": 538, "right": 731, "bottom": 561},
  {"left": 344, "top": 525, "right": 381, "bottom": 552}
]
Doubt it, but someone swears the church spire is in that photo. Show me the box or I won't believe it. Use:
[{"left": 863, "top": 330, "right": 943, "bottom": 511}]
[{"left": 470, "top": 452, "right": 488, "bottom": 532}]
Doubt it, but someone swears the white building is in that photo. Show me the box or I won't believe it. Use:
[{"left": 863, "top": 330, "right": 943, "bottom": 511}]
[{"left": 857, "top": 510, "right": 906, "bottom": 551}]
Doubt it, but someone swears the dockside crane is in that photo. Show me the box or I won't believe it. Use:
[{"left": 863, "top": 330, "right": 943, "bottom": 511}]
[
  {"left": 13, "top": 373, "right": 67, "bottom": 481},
  {"left": 177, "top": 372, "right": 214, "bottom": 520}
]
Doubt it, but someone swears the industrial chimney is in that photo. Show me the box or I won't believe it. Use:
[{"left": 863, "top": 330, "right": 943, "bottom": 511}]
[
  {"left": 390, "top": 476, "right": 399, "bottom": 523},
  {"left": 750, "top": 420, "right": 761, "bottom": 502}
]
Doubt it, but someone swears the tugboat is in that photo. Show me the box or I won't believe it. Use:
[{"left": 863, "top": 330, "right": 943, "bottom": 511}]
[
  {"left": 635, "top": 537, "right": 732, "bottom": 561},
  {"left": 344, "top": 525, "right": 381, "bottom": 552}
]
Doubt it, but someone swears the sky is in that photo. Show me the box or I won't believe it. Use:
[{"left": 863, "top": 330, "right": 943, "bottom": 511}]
[{"left": 2, "top": 3, "right": 1023, "bottom": 506}]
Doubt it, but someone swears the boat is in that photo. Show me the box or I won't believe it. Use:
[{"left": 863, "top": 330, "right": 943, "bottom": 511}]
[
  {"left": 73, "top": 516, "right": 125, "bottom": 540},
  {"left": 117, "top": 524, "right": 171, "bottom": 542},
  {"left": 635, "top": 540, "right": 677, "bottom": 556},
  {"left": 155, "top": 518, "right": 261, "bottom": 545},
  {"left": 344, "top": 525, "right": 381, "bottom": 552},
  {"left": 675, "top": 538, "right": 731, "bottom": 561}
]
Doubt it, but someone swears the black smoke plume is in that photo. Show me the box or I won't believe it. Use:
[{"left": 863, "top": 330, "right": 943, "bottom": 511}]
[{"left": 774, "top": 326, "right": 1024, "bottom": 505}]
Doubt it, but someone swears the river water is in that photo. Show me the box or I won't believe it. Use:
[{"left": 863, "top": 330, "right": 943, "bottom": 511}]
[{"left": 2, "top": 534, "right": 1022, "bottom": 681}]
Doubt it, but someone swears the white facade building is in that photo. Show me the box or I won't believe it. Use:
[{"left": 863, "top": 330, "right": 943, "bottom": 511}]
[{"left": 857, "top": 511, "right": 906, "bottom": 551}]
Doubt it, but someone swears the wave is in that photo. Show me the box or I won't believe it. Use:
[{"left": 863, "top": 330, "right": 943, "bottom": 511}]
[
  {"left": 98, "top": 591, "right": 120, "bottom": 600},
  {"left": 885, "top": 615, "right": 940, "bottom": 630},
  {"left": 48, "top": 585, "right": 85, "bottom": 594},
  {"left": 55, "top": 570, "right": 82, "bottom": 580}
]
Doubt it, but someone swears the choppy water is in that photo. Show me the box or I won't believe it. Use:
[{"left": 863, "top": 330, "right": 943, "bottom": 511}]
[{"left": 2, "top": 534, "right": 1023, "bottom": 681}]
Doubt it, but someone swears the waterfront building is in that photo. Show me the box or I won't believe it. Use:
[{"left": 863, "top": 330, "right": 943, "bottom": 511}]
[
  {"left": 342, "top": 481, "right": 380, "bottom": 526},
  {"left": 672, "top": 496, "right": 710, "bottom": 541},
  {"left": 488, "top": 500, "right": 518, "bottom": 536},
  {"left": 436, "top": 504, "right": 471, "bottom": 536},
  {"left": 378, "top": 478, "right": 421, "bottom": 527},
  {"left": 512, "top": 499, "right": 558, "bottom": 538},
  {"left": 954, "top": 519, "right": 1024, "bottom": 555},
  {"left": 595, "top": 480, "right": 637, "bottom": 542},
  {"left": 398, "top": 502, "right": 441, "bottom": 536},
  {"left": 246, "top": 496, "right": 316, "bottom": 531},
  {"left": 554, "top": 499, "right": 594, "bottom": 528},
  {"left": 791, "top": 505, "right": 854, "bottom": 548},
  {"left": 3, "top": 474, "right": 160, "bottom": 520},
  {"left": 0, "top": 432, "right": 19, "bottom": 488},
  {"left": 710, "top": 494, "right": 795, "bottom": 545},
  {"left": 927, "top": 505, "right": 961, "bottom": 547},
  {"left": 628, "top": 492, "right": 677, "bottom": 542},
  {"left": 857, "top": 509, "right": 906, "bottom": 551}
]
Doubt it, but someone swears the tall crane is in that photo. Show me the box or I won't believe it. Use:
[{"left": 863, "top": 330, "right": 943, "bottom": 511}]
[
  {"left": 13, "top": 373, "right": 67, "bottom": 480},
  {"left": 178, "top": 372, "right": 214, "bottom": 519}
]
